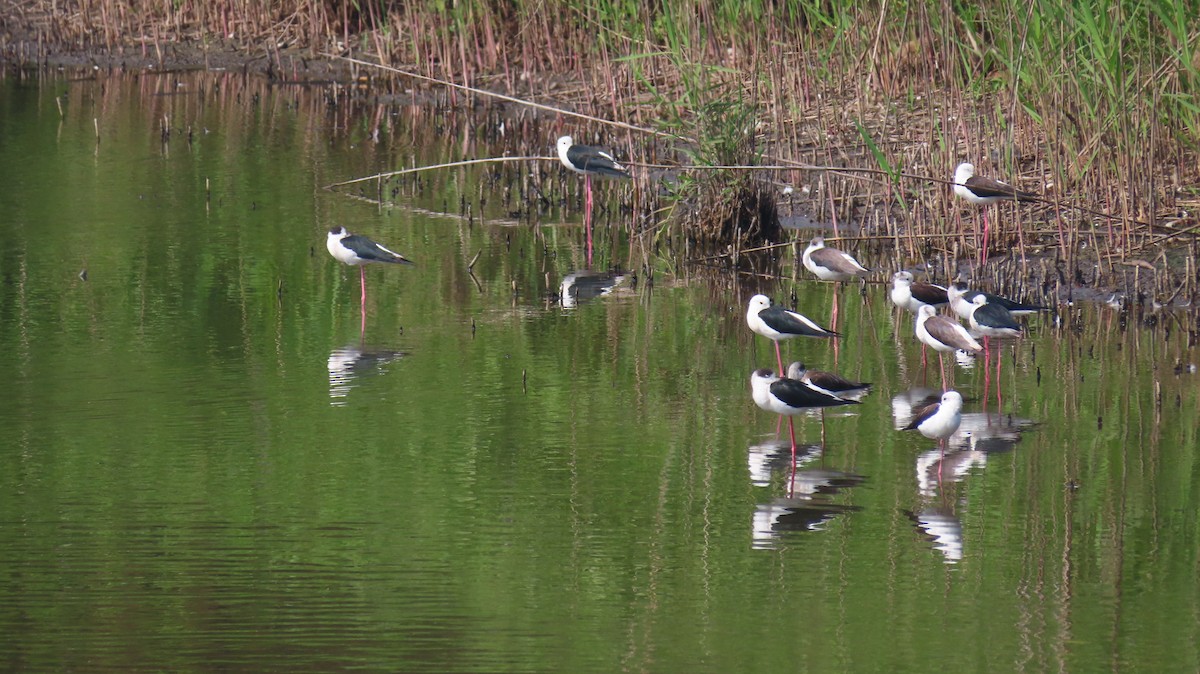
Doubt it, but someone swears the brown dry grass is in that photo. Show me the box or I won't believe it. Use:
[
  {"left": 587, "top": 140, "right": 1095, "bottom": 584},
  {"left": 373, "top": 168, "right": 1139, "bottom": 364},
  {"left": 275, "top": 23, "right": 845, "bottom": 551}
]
[{"left": 6, "top": 0, "right": 1200, "bottom": 299}]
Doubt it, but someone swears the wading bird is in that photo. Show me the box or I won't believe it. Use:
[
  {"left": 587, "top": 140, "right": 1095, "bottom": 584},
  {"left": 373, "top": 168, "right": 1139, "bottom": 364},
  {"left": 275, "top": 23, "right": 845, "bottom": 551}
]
[
  {"left": 953, "top": 162, "right": 1037, "bottom": 267},
  {"left": 557, "top": 135, "right": 631, "bottom": 264},
  {"left": 903, "top": 390, "right": 964, "bottom": 457},
  {"left": 786, "top": 362, "right": 871, "bottom": 400},
  {"left": 890, "top": 271, "right": 949, "bottom": 314},
  {"left": 915, "top": 305, "right": 982, "bottom": 389},
  {"left": 802, "top": 236, "right": 871, "bottom": 328},
  {"left": 326, "top": 226, "right": 414, "bottom": 311},
  {"left": 746, "top": 294, "right": 839, "bottom": 377},
  {"left": 947, "top": 283, "right": 1048, "bottom": 321},
  {"left": 802, "top": 236, "right": 870, "bottom": 283},
  {"left": 751, "top": 368, "right": 858, "bottom": 463}
]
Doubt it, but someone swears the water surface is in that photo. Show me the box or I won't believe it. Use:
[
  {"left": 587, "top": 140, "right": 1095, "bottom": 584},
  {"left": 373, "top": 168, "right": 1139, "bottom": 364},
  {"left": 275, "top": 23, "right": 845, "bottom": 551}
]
[{"left": 1, "top": 71, "right": 1198, "bottom": 672}]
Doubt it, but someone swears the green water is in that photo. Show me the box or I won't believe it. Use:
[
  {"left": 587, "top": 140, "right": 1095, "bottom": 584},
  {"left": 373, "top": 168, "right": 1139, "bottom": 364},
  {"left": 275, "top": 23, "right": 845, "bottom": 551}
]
[{"left": 1, "top": 71, "right": 1198, "bottom": 673}]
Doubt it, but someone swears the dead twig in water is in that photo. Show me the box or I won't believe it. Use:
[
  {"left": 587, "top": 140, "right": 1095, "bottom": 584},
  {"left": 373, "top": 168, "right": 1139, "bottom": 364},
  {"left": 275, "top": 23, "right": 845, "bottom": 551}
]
[
  {"left": 325, "top": 156, "right": 553, "bottom": 190},
  {"left": 685, "top": 230, "right": 988, "bottom": 264},
  {"left": 1130, "top": 218, "right": 1200, "bottom": 251},
  {"left": 323, "top": 54, "right": 671, "bottom": 139},
  {"left": 325, "top": 53, "right": 1166, "bottom": 246}
]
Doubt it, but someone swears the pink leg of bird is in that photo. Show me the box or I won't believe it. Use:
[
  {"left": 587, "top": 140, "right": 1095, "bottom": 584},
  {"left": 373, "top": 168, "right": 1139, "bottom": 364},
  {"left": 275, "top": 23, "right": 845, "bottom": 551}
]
[
  {"left": 769, "top": 342, "right": 789, "bottom": 438},
  {"left": 787, "top": 416, "right": 798, "bottom": 468},
  {"left": 360, "top": 266, "right": 367, "bottom": 311},
  {"left": 981, "top": 336, "right": 991, "bottom": 413},
  {"left": 980, "top": 210, "right": 991, "bottom": 267},
  {"left": 996, "top": 344, "right": 1004, "bottom": 410},
  {"left": 584, "top": 175, "right": 594, "bottom": 266},
  {"left": 584, "top": 204, "right": 593, "bottom": 267},
  {"left": 938, "top": 353, "right": 948, "bottom": 391},
  {"left": 831, "top": 290, "right": 841, "bottom": 366}
]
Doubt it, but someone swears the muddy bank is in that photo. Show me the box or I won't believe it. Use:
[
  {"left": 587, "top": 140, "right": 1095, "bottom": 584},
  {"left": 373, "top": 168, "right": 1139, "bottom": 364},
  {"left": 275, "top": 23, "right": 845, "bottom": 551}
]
[{"left": 2, "top": 35, "right": 351, "bottom": 82}]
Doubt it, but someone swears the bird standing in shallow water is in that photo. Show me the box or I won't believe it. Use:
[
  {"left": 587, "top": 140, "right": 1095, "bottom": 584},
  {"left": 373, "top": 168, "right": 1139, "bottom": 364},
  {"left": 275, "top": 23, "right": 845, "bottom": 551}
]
[
  {"left": 557, "top": 136, "right": 631, "bottom": 185},
  {"left": 802, "top": 236, "right": 870, "bottom": 330},
  {"left": 965, "top": 293, "right": 1025, "bottom": 410},
  {"left": 326, "top": 226, "right": 414, "bottom": 311},
  {"left": 802, "top": 236, "right": 870, "bottom": 283},
  {"left": 903, "top": 390, "right": 964, "bottom": 461},
  {"left": 947, "top": 283, "right": 1048, "bottom": 321},
  {"left": 557, "top": 135, "right": 631, "bottom": 265},
  {"left": 953, "top": 162, "right": 1037, "bottom": 267},
  {"left": 891, "top": 271, "right": 950, "bottom": 366},
  {"left": 967, "top": 294, "right": 1024, "bottom": 342},
  {"left": 890, "top": 271, "right": 949, "bottom": 314},
  {"left": 751, "top": 368, "right": 858, "bottom": 464},
  {"left": 746, "top": 294, "right": 839, "bottom": 377},
  {"left": 915, "top": 305, "right": 982, "bottom": 389},
  {"left": 786, "top": 362, "right": 871, "bottom": 400}
]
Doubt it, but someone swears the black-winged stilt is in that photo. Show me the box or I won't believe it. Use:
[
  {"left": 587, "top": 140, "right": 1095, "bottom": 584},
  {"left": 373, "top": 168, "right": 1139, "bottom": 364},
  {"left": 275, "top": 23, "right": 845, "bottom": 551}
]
[
  {"left": 947, "top": 283, "right": 1048, "bottom": 321},
  {"left": 746, "top": 294, "right": 839, "bottom": 377},
  {"left": 953, "top": 162, "right": 1038, "bottom": 206},
  {"left": 557, "top": 135, "right": 631, "bottom": 184},
  {"left": 915, "top": 305, "right": 982, "bottom": 388},
  {"left": 802, "top": 236, "right": 870, "bottom": 282},
  {"left": 890, "top": 271, "right": 949, "bottom": 313},
  {"left": 556, "top": 136, "right": 630, "bottom": 264},
  {"left": 953, "top": 162, "right": 1037, "bottom": 266},
  {"left": 557, "top": 135, "right": 630, "bottom": 252},
  {"left": 326, "top": 226, "right": 414, "bottom": 310},
  {"left": 903, "top": 390, "right": 963, "bottom": 452},
  {"left": 785, "top": 361, "right": 871, "bottom": 400},
  {"left": 967, "top": 294, "right": 1023, "bottom": 340},
  {"left": 965, "top": 293, "right": 1025, "bottom": 409},
  {"left": 802, "top": 236, "right": 870, "bottom": 330},
  {"left": 750, "top": 368, "right": 858, "bottom": 462},
  {"left": 905, "top": 390, "right": 966, "bottom": 487},
  {"left": 892, "top": 271, "right": 950, "bottom": 366}
]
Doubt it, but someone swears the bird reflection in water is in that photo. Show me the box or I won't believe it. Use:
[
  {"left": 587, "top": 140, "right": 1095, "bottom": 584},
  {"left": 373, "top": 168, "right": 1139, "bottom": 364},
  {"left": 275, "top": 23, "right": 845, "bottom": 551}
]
[
  {"left": 328, "top": 344, "right": 407, "bottom": 406},
  {"left": 559, "top": 270, "right": 627, "bottom": 309},
  {"left": 891, "top": 387, "right": 941, "bottom": 430},
  {"left": 753, "top": 498, "right": 861, "bottom": 549},
  {"left": 907, "top": 507, "right": 964, "bottom": 563},
  {"left": 951, "top": 411, "right": 1035, "bottom": 454},
  {"left": 747, "top": 439, "right": 822, "bottom": 487},
  {"left": 912, "top": 410, "right": 1033, "bottom": 495},
  {"left": 915, "top": 446, "right": 988, "bottom": 497},
  {"left": 750, "top": 450, "right": 866, "bottom": 550},
  {"left": 785, "top": 467, "right": 867, "bottom": 499},
  {"left": 905, "top": 409, "right": 1036, "bottom": 563}
]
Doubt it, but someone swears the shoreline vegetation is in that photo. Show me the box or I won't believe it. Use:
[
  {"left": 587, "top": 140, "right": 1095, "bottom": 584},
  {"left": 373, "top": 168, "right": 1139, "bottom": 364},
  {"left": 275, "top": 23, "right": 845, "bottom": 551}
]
[{"left": 4, "top": 0, "right": 1200, "bottom": 304}]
